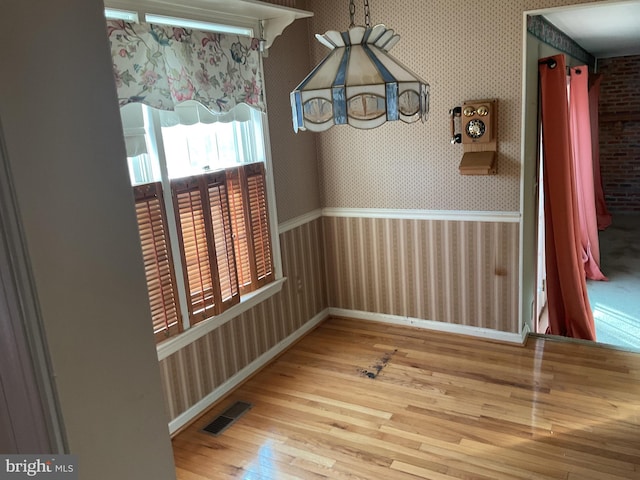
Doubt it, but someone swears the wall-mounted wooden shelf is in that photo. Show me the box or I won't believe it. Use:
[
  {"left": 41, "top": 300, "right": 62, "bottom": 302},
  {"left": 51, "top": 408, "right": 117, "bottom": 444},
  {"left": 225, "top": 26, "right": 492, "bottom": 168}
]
[
  {"left": 104, "top": 0, "right": 313, "bottom": 50},
  {"left": 459, "top": 151, "right": 497, "bottom": 175}
]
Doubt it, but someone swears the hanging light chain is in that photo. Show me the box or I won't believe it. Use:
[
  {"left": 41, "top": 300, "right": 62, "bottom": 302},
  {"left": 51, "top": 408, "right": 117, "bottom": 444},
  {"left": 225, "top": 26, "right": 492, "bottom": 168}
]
[
  {"left": 349, "top": 0, "right": 356, "bottom": 28},
  {"left": 363, "top": 0, "right": 371, "bottom": 27},
  {"left": 349, "top": 0, "right": 372, "bottom": 28}
]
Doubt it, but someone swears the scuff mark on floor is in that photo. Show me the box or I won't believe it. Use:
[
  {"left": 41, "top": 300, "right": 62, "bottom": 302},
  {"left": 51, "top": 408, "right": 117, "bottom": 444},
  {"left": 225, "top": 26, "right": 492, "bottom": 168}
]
[{"left": 358, "top": 349, "right": 398, "bottom": 379}]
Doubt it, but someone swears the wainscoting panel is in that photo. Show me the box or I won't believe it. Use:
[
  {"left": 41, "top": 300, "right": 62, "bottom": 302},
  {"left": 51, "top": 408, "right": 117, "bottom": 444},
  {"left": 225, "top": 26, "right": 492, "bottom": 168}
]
[
  {"left": 158, "top": 218, "right": 327, "bottom": 422},
  {"left": 323, "top": 216, "right": 520, "bottom": 333}
]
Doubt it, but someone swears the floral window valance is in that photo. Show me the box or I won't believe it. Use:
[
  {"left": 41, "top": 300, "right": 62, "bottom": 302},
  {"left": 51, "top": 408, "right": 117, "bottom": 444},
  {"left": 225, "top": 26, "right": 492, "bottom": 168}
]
[{"left": 107, "top": 20, "right": 265, "bottom": 114}]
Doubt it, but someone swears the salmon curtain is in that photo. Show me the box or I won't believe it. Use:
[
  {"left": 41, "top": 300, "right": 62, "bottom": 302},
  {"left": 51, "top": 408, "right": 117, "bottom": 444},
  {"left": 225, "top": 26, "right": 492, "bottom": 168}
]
[
  {"left": 538, "top": 55, "right": 596, "bottom": 341},
  {"left": 589, "top": 74, "right": 613, "bottom": 230},
  {"left": 568, "top": 67, "right": 606, "bottom": 281}
]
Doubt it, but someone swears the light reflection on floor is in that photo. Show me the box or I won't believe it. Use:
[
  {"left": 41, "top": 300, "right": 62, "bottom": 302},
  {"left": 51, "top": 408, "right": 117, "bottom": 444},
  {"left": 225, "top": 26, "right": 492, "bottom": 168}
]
[
  {"left": 593, "top": 303, "right": 640, "bottom": 350},
  {"left": 588, "top": 213, "right": 640, "bottom": 350},
  {"left": 243, "top": 440, "right": 275, "bottom": 480}
]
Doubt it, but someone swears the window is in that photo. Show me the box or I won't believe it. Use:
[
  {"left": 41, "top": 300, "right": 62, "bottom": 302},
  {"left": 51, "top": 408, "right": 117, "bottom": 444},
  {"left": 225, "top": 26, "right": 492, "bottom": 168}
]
[
  {"left": 108, "top": 18, "right": 279, "bottom": 344},
  {"left": 123, "top": 102, "right": 275, "bottom": 342}
]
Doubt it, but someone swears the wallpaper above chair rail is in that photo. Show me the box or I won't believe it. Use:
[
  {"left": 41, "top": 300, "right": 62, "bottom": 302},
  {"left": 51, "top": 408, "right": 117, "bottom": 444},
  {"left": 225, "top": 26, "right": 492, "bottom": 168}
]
[{"left": 307, "top": 0, "right": 603, "bottom": 212}]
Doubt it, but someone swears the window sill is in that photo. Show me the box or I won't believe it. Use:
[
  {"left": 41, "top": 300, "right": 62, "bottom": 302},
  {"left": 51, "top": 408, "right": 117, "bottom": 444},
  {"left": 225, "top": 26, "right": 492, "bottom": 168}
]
[{"left": 156, "top": 277, "right": 286, "bottom": 360}]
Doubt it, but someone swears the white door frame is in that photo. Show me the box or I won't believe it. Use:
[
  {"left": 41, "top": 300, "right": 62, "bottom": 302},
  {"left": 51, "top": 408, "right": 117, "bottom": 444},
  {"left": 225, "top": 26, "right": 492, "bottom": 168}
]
[{"left": 519, "top": 2, "right": 605, "bottom": 336}]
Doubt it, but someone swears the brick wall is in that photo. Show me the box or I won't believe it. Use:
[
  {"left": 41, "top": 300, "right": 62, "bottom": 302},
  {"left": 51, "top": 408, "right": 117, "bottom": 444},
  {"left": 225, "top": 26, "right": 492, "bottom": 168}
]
[{"left": 598, "top": 55, "right": 640, "bottom": 212}]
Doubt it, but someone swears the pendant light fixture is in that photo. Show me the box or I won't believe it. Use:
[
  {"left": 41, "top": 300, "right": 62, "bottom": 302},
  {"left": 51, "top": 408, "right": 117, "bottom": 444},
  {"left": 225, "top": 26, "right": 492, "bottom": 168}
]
[{"left": 290, "top": 0, "right": 429, "bottom": 132}]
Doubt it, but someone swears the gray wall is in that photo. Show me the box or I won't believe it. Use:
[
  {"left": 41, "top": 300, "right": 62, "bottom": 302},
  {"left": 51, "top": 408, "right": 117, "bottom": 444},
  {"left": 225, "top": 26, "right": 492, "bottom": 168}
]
[
  {"left": 264, "top": 11, "right": 321, "bottom": 222},
  {"left": 0, "top": 1, "right": 176, "bottom": 478}
]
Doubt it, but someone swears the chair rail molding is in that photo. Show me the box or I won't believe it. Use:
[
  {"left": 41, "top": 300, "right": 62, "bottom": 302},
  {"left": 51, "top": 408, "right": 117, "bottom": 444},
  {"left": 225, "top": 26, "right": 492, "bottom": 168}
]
[{"left": 322, "top": 208, "right": 521, "bottom": 223}]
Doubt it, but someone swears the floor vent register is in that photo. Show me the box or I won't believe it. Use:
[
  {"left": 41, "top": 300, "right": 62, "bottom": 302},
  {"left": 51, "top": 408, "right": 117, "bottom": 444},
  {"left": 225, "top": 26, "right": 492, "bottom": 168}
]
[{"left": 202, "top": 401, "right": 253, "bottom": 436}]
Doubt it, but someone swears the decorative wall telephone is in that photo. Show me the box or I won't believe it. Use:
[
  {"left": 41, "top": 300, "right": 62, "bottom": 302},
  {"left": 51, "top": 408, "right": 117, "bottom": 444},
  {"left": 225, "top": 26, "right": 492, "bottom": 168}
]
[{"left": 449, "top": 99, "right": 498, "bottom": 175}]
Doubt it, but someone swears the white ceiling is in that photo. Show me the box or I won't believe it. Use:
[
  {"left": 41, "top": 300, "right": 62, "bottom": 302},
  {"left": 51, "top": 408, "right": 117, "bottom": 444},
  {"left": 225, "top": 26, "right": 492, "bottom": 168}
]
[{"left": 542, "top": 0, "right": 640, "bottom": 58}]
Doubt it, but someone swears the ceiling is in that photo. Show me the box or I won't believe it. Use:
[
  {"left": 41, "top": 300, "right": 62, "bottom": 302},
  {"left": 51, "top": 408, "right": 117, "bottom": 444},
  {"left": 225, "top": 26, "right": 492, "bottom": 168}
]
[{"left": 542, "top": 0, "right": 640, "bottom": 58}]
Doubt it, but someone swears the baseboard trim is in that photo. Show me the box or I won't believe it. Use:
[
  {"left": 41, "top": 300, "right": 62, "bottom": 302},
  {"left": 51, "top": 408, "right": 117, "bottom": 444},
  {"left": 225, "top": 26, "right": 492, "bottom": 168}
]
[
  {"left": 168, "top": 308, "right": 329, "bottom": 435},
  {"left": 521, "top": 322, "right": 531, "bottom": 343},
  {"left": 328, "top": 308, "right": 525, "bottom": 345}
]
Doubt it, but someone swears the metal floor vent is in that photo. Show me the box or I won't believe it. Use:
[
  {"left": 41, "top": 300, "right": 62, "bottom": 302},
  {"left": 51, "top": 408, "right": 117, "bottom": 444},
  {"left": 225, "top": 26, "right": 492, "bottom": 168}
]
[{"left": 202, "top": 401, "right": 253, "bottom": 436}]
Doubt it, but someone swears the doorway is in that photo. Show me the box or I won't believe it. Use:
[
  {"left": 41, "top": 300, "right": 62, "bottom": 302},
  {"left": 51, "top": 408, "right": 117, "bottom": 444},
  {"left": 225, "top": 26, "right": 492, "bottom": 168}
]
[{"left": 521, "top": 0, "right": 640, "bottom": 349}]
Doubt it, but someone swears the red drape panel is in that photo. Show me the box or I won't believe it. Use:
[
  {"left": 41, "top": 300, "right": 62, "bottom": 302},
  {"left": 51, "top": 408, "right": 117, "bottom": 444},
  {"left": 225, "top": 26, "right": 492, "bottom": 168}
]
[
  {"left": 589, "top": 74, "right": 613, "bottom": 230},
  {"left": 568, "top": 67, "right": 606, "bottom": 281},
  {"left": 538, "top": 55, "right": 596, "bottom": 341}
]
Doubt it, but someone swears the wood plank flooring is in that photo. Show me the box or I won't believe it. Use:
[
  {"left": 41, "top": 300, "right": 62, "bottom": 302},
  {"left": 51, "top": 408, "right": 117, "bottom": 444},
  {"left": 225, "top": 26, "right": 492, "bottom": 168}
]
[{"left": 172, "top": 317, "right": 640, "bottom": 479}]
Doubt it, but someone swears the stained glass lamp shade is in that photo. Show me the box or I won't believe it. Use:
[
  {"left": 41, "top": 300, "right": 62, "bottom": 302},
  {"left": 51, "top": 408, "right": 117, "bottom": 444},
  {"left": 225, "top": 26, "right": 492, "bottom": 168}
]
[{"left": 290, "top": 24, "right": 429, "bottom": 132}]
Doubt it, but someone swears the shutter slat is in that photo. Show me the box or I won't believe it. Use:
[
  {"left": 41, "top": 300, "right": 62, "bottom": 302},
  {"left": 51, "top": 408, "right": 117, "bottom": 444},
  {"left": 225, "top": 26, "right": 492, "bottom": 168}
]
[
  {"left": 133, "top": 182, "right": 182, "bottom": 343},
  {"left": 171, "top": 172, "right": 241, "bottom": 325},
  {"left": 226, "top": 168, "right": 252, "bottom": 292},
  {"left": 172, "top": 181, "right": 216, "bottom": 324},
  {"left": 245, "top": 164, "right": 273, "bottom": 286},
  {"left": 206, "top": 173, "right": 239, "bottom": 309},
  {"left": 226, "top": 163, "right": 273, "bottom": 293}
]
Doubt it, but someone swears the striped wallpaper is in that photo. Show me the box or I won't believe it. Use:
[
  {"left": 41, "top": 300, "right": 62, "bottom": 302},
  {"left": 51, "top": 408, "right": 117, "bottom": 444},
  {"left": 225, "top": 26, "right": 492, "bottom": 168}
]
[
  {"left": 158, "top": 218, "right": 327, "bottom": 422},
  {"left": 323, "top": 216, "right": 520, "bottom": 333},
  {"left": 158, "top": 213, "right": 521, "bottom": 424}
]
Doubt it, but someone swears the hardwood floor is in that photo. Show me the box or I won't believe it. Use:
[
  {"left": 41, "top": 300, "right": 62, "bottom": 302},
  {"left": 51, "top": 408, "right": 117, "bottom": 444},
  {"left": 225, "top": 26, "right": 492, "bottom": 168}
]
[{"left": 173, "top": 317, "right": 640, "bottom": 479}]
